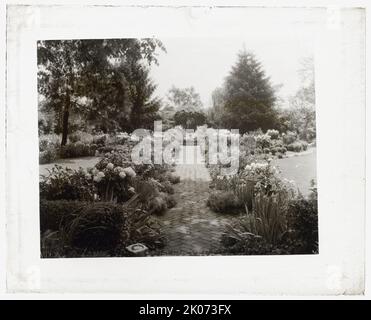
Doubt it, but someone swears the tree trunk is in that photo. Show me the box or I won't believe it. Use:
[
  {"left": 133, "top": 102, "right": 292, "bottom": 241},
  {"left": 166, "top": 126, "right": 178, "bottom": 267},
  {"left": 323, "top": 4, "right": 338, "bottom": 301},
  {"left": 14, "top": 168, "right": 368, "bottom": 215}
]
[{"left": 61, "top": 94, "right": 70, "bottom": 146}]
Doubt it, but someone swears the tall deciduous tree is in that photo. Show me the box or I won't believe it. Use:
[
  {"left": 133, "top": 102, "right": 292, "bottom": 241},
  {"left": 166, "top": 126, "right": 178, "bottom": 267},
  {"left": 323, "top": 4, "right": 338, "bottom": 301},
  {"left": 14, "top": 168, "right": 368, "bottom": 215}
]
[
  {"left": 165, "top": 86, "right": 203, "bottom": 112},
  {"left": 285, "top": 56, "right": 316, "bottom": 141},
  {"left": 37, "top": 39, "right": 165, "bottom": 145},
  {"left": 207, "top": 87, "right": 226, "bottom": 127},
  {"left": 222, "top": 50, "right": 277, "bottom": 133}
]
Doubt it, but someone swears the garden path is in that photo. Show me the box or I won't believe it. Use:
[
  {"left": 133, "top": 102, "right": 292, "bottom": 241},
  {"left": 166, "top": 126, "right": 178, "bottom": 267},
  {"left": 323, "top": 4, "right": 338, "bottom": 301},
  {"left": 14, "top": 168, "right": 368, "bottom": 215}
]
[{"left": 157, "top": 146, "right": 234, "bottom": 255}]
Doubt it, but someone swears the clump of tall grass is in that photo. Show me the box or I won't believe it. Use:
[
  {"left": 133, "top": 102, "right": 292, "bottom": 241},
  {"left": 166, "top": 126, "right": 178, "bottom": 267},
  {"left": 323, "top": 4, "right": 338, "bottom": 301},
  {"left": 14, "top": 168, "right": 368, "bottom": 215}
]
[{"left": 245, "top": 191, "right": 288, "bottom": 245}]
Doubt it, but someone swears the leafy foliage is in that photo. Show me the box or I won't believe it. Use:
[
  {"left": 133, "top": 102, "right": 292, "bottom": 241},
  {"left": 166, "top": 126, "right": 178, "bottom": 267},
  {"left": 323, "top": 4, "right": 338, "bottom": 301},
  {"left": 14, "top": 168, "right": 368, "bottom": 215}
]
[
  {"left": 40, "top": 203, "right": 165, "bottom": 257},
  {"left": 285, "top": 183, "right": 318, "bottom": 253},
  {"left": 165, "top": 86, "right": 203, "bottom": 112},
  {"left": 247, "top": 192, "right": 289, "bottom": 244},
  {"left": 208, "top": 50, "right": 278, "bottom": 132},
  {"left": 39, "top": 148, "right": 58, "bottom": 164},
  {"left": 40, "top": 165, "right": 96, "bottom": 201},
  {"left": 37, "top": 39, "right": 165, "bottom": 144},
  {"left": 40, "top": 199, "right": 87, "bottom": 232},
  {"left": 62, "top": 202, "right": 126, "bottom": 251},
  {"left": 220, "top": 182, "right": 318, "bottom": 255},
  {"left": 60, "top": 142, "right": 97, "bottom": 158},
  {"left": 278, "top": 57, "right": 316, "bottom": 142},
  {"left": 173, "top": 110, "right": 207, "bottom": 130},
  {"left": 207, "top": 190, "right": 242, "bottom": 214}
]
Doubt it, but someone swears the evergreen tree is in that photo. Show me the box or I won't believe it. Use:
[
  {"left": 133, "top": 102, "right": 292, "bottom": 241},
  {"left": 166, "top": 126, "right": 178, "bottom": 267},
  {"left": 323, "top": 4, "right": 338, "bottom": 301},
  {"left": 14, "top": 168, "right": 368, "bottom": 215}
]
[
  {"left": 222, "top": 50, "right": 277, "bottom": 133},
  {"left": 119, "top": 59, "right": 161, "bottom": 131}
]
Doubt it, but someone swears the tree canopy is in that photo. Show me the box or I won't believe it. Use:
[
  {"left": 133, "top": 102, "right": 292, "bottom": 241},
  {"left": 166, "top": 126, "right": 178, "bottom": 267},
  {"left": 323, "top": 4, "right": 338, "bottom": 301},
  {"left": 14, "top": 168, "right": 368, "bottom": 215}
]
[
  {"left": 282, "top": 56, "right": 316, "bottom": 141},
  {"left": 38, "top": 38, "right": 165, "bottom": 144},
  {"left": 207, "top": 50, "right": 278, "bottom": 133},
  {"left": 165, "top": 86, "right": 203, "bottom": 112},
  {"left": 222, "top": 50, "right": 278, "bottom": 133}
]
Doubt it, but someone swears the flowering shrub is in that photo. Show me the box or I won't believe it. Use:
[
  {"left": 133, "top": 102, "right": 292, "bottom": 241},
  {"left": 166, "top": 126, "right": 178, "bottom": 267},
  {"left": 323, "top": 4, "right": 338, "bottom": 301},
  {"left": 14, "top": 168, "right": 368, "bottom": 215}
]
[
  {"left": 282, "top": 131, "right": 297, "bottom": 145},
  {"left": 39, "top": 134, "right": 60, "bottom": 164},
  {"left": 209, "top": 159, "right": 295, "bottom": 216},
  {"left": 90, "top": 150, "right": 138, "bottom": 202},
  {"left": 266, "top": 129, "right": 280, "bottom": 140},
  {"left": 255, "top": 134, "right": 271, "bottom": 149},
  {"left": 241, "top": 161, "right": 291, "bottom": 195},
  {"left": 39, "top": 133, "right": 60, "bottom": 152},
  {"left": 90, "top": 150, "right": 177, "bottom": 206},
  {"left": 131, "top": 178, "right": 177, "bottom": 215},
  {"left": 95, "top": 149, "right": 131, "bottom": 169},
  {"left": 92, "top": 134, "right": 108, "bottom": 146},
  {"left": 87, "top": 161, "right": 137, "bottom": 203},
  {"left": 40, "top": 165, "right": 97, "bottom": 201},
  {"left": 39, "top": 148, "right": 58, "bottom": 164},
  {"left": 287, "top": 140, "right": 308, "bottom": 152},
  {"left": 68, "top": 131, "right": 94, "bottom": 144}
]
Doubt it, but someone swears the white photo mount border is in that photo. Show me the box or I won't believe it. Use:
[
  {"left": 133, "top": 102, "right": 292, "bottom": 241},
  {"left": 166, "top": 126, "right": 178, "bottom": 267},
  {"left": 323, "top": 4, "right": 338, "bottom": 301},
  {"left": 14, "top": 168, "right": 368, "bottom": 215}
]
[{"left": 6, "top": 4, "right": 365, "bottom": 294}]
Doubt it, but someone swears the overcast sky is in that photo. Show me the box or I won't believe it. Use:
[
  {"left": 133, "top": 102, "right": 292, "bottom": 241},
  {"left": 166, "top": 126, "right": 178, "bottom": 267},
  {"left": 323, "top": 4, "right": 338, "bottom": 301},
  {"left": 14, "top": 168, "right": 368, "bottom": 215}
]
[{"left": 150, "top": 36, "right": 314, "bottom": 109}]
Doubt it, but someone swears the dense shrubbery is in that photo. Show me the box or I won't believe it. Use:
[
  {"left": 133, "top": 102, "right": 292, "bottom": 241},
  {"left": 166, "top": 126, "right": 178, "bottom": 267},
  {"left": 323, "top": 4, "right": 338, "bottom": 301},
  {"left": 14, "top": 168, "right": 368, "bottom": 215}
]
[
  {"left": 207, "top": 147, "right": 317, "bottom": 255},
  {"left": 208, "top": 160, "right": 290, "bottom": 215},
  {"left": 219, "top": 183, "right": 318, "bottom": 255},
  {"left": 207, "top": 191, "right": 242, "bottom": 213},
  {"left": 39, "top": 131, "right": 133, "bottom": 164},
  {"left": 60, "top": 142, "right": 97, "bottom": 158},
  {"left": 286, "top": 140, "right": 308, "bottom": 152},
  {"left": 174, "top": 110, "right": 207, "bottom": 130},
  {"left": 39, "top": 133, "right": 60, "bottom": 151},
  {"left": 40, "top": 199, "right": 87, "bottom": 232},
  {"left": 63, "top": 202, "right": 126, "bottom": 251},
  {"left": 282, "top": 131, "right": 297, "bottom": 145},
  {"left": 40, "top": 149, "right": 179, "bottom": 208},
  {"left": 40, "top": 165, "right": 97, "bottom": 201},
  {"left": 39, "top": 148, "right": 58, "bottom": 164},
  {"left": 68, "top": 131, "right": 94, "bottom": 144},
  {"left": 266, "top": 129, "right": 279, "bottom": 140},
  {"left": 39, "top": 125, "right": 312, "bottom": 166},
  {"left": 39, "top": 133, "right": 60, "bottom": 164},
  {"left": 40, "top": 201, "right": 126, "bottom": 251},
  {"left": 235, "top": 128, "right": 310, "bottom": 163},
  {"left": 39, "top": 144, "right": 180, "bottom": 257},
  {"left": 285, "top": 183, "right": 318, "bottom": 253},
  {"left": 40, "top": 202, "right": 165, "bottom": 257}
]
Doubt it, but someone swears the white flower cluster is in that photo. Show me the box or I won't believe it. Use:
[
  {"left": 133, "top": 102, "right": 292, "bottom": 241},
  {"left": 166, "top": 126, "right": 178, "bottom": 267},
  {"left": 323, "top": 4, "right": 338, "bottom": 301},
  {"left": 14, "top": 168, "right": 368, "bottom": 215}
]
[
  {"left": 87, "top": 163, "right": 137, "bottom": 183},
  {"left": 244, "top": 162, "right": 279, "bottom": 176},
  {"left": 90, "top": 168, "right": 105, "bottom": 183}
]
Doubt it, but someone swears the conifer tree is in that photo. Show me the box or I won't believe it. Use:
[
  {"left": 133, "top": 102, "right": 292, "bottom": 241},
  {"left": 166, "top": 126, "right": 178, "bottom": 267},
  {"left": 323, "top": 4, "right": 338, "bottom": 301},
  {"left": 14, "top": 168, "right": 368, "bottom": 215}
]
[{"left": 222, "top": 50, "right": 277, "bottom": 132}]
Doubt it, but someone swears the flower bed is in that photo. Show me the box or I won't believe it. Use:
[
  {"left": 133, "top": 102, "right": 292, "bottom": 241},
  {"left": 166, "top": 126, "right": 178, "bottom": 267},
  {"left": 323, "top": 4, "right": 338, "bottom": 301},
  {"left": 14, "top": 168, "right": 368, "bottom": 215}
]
[
  {"left": 39, "top": 131, "right": 134, "bottom": 164},
  {"left": 205, "top": 128, "right": 318, "bottom": 255},
  {"left": 39, "top": 145, "right": 180, "bottom": 257}
]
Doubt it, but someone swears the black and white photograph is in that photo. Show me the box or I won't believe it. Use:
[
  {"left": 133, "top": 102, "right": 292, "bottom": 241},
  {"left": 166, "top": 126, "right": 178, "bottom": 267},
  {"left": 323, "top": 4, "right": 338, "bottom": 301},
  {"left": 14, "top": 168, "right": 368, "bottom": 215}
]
[
  {"left": 37, "top": 36, "right": 318, "bottom": 258},
  {"left": 3, "top": 2, "right": 367, "bottom": 297}
]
